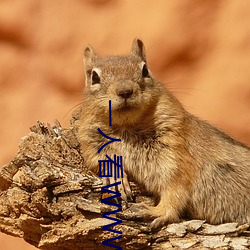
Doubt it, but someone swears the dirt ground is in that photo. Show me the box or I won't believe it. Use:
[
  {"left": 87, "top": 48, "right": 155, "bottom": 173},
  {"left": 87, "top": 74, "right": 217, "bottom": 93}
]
[{"left": 0, "top": 1, "right": 250, "bottom": 249}]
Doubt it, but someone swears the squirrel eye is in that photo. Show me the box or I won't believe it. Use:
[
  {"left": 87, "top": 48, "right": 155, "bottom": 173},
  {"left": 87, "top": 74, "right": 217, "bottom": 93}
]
[
  {"left": 142, "top": 63, "right": 149, "bottom": 78},
  {"left": 91, "top": 70, "right": 100, "bottom": 85}
]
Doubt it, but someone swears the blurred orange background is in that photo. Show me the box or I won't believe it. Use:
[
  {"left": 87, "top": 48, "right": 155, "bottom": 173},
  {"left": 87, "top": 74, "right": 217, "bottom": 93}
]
[{"left": 0, "top": 1, "right": 250, "bottom": 249}]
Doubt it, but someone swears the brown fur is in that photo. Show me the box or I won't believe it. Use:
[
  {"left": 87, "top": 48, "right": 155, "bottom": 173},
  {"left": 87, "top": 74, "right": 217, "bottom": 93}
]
[{"left": 78, "top": 39, "right": 250, "bottom": 229}]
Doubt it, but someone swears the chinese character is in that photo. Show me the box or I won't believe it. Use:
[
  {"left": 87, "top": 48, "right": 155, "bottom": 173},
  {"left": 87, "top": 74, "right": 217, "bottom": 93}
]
[
  {"left": 97, "top": 129, "right": 121, "bottom": 153},
  {"left": 99, "top": 154, "right": 123, "bottom": 181}
]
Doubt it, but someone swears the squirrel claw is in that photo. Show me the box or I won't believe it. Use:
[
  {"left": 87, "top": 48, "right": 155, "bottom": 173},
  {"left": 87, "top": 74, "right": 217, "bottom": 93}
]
[{"left": 149, "top": 216, "right": 168, "bottom": 231}]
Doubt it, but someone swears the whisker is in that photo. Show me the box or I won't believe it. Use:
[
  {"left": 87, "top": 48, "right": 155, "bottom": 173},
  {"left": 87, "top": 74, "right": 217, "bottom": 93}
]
[{"left": 61, "top": 102, "right": 83, "bottom": 122}]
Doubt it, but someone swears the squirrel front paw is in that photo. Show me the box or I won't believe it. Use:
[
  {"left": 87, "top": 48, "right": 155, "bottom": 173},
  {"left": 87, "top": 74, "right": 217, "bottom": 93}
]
[
  {"left": 102, "top": 172, "right": 133, "bottom": 204},
  {"left": 127, "top": 202, "right": 157, "bottom": 222},
  {"left": 127, "top": 202, "right": 180, "bottom": 230}
]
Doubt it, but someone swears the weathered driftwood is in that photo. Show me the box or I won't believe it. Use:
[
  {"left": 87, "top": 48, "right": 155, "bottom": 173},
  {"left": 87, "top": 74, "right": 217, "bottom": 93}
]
[{"left": 0, "top": 108, "right": 249, "bottom": 250}]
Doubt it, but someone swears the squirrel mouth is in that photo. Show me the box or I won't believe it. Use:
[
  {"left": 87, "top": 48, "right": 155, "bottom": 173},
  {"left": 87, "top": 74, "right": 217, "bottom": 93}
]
[{"left": 115, "top": 99, "right": 135, "bottom": 112}]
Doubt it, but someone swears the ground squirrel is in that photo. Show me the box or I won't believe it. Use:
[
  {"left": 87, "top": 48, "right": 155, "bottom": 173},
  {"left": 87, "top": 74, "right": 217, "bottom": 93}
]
[{"left": 78, "top": 38, "right": 250, "bottom": 229}]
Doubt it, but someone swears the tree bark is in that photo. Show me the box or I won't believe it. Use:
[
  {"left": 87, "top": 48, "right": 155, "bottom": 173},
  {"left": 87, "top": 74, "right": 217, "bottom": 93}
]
[{"left": 0, "top": 108, "right": 249, "bottom": 249}]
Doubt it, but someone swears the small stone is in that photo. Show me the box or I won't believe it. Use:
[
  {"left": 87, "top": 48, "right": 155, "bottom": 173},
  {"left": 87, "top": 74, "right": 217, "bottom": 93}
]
[
  {"left": 202, "top": 235, "right": 229, "bottom": 248},
  {"left": 228, "top": 237, "right": 249, "bottom": 250},
  {"left": 169, "top": 237, "right": 199, "bottom": 249},
  {"left": 202, "top": 222, "right": 238, "bottom": 235}
]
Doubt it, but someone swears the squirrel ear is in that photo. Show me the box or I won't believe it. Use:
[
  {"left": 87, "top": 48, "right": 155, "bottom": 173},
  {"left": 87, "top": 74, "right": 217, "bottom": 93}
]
[
  {"left": 83, "top": 46, "right": 99, "bottom": 86},
  {"left": 131, "top": 38, "right": 147, "bottom": 63},
  {"left": 83, "top": 45, "right": 98, "bottom": 71}
]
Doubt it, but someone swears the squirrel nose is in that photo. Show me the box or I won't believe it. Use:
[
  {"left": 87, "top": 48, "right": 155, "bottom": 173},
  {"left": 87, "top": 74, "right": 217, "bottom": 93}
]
[{"left": 116, "top": 88, "right": 133, "bottom": 99}]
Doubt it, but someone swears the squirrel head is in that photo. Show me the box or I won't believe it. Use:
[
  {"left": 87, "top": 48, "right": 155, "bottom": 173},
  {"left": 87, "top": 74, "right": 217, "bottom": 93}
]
[{"left": 82, "top": 39, "right": 160, "bottom": 126}]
